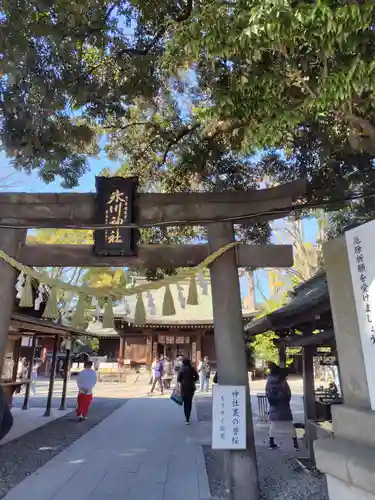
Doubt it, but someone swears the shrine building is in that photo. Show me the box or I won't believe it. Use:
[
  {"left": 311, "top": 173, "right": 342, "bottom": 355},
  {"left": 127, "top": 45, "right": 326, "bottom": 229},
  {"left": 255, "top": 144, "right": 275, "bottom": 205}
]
[{"left": 87, "top": 276, "right": 258, "bottom": 367}]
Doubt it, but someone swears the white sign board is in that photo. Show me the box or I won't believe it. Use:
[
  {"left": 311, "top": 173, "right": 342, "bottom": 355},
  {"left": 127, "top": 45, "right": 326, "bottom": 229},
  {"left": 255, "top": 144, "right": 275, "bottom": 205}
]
[
  {"left": 346, "top": 220, "right": 375, "bottom": 410},
  {"left": 212, "top": 385, "right": 246, "bottom": 450},
  {"left": 21, "top": 336, "right": 33, "bottom": 347}
]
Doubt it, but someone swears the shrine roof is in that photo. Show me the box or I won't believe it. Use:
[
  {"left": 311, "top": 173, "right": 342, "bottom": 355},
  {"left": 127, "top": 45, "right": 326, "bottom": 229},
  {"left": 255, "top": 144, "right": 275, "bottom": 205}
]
[
  {"left": 111, "top": 277, "right": 258, "bottom": 326},
  {"left": 10, "top": 312, "right": 93, "bottom": 338},
  {"left": 88, "top": 277, "right": 258, "bottom": 336}
]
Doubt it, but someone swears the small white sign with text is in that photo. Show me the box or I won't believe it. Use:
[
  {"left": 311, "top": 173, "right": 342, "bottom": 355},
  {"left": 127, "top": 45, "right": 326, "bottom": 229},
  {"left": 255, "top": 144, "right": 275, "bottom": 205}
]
[{"left": 212, "top": 385, "right": 246, "bottom": 450}]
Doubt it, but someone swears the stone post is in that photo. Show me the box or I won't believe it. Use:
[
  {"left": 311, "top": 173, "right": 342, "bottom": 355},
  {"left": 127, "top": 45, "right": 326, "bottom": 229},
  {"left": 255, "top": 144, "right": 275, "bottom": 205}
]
[
  {"left": 208, "top": 222, "right": 259, "bottom": 500},
  {"left": 302, "top": 344, "right": 317, "bottom": 461},
  {"left": 315, "top": 226, "right": 375, "bottom": 500},
  {"left": 0, "top": 228, "right": 27, "bottom": 373}
]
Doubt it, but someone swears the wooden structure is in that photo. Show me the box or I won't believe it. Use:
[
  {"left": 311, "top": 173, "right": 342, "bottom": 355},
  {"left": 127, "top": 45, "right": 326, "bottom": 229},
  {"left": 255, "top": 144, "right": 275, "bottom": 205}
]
[
  {"left": 1, "top": 312, "right": 87, "bottom": 415},
  {"left": 1, "top": 287, "right": 91, "bottom": 416},
  {"left": 245, "top": 271, "right": 342, "bottom": 461},
  {"left": 87, "top": 277, "right": 258, "bottom": 366},
  {"left": 0, "top": 179, "right": 305, "bottom": 500}
]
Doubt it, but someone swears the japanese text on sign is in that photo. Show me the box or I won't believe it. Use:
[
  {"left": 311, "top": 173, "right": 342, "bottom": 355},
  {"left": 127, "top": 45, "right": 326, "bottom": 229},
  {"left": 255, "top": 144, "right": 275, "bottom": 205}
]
[
  {"left": 346, "top": 220, "right": 375, "bottom": 410},
  {"left": 105, "top": 189, "right": 129, "bottom": 245},
  {"left": 350, "top": 235, "right": 375, "bottom": 343},
  {"left": 93, "top": 176, "right": 138, "bottom": 257},
  {"left": 212, "top": 385, "right": 246, "bottom": 450}
]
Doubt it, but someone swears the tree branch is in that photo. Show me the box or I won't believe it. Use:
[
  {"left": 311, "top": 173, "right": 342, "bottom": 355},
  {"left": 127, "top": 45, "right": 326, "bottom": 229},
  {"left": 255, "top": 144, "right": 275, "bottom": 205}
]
[
  {"left": 175, "top": 0, "right": 193, "bottom": 22},
  {"left": 103, "top": 121, "right": 161, "bottom": 132},
  {"left": 157, "top": 123, "right": 200, "bottom": 166},
  {"left": 119, "top": 0, "right": 194, "bottom": 57},
  {"left": 347, "top": 114, "right": 375, "bottom": 154}
]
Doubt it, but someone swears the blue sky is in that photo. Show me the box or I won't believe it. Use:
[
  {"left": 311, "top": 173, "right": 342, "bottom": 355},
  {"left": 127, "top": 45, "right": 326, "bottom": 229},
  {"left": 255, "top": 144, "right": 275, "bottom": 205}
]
[{"left": 0, "top": 150, "right": 318, "bottom": 305}]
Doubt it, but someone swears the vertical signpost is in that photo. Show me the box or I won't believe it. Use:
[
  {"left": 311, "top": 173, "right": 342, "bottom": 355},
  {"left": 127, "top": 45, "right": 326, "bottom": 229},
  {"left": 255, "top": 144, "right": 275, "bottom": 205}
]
[{"left": 345, "top": 220, "right": 375, "bottom": 410}]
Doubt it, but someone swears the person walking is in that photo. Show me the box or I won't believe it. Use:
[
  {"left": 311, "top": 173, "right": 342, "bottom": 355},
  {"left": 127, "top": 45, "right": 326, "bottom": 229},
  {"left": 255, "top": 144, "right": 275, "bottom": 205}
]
[
  {"left": 15, "top": 357, "right": 29, "bottom": 394},
  {"left": 177, "top": 359, "right": 199, "bottom": 425},
  {"left": 0, "top": 385, "right": 13, "bottom": 442},
  {"left": 76, "top": 360, "right": 97, "bottom": 421},
  {"left": 30, "top": 360, "right": 40, "bottom": 396},
  {"left": 149, "top": 357, "right": 157, "bottom": 385},
  {"left": 163, "top": 356, "right": 173, "bottom": 389},
  {"left": 266, "top": 362, "right": 298, "bottom": 450},
  {"left": 149, "top": 356, "right": 164, "bottom": 395},
  {"left": 198, "top": 356, "right": 211, "bottom": 392}
]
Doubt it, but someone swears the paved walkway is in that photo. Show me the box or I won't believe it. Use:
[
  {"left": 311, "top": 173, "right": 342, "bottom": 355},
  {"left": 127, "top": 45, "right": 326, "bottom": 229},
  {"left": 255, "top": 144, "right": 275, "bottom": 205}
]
[{"left": 2, "top": 396, "right": 210, "bottom": 500}]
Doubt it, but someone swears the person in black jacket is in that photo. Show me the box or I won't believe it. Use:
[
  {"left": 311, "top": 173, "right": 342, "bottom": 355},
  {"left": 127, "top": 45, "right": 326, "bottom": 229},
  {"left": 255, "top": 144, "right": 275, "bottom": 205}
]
[
  {"left": 177, "top": 359, "right": 199, "bottom": 425},
  {"left": 0, "top": 386, "right": 13, "bottom": 442},
  {"left": 266, "top": 362, "right": 298, "bottom": 450}
]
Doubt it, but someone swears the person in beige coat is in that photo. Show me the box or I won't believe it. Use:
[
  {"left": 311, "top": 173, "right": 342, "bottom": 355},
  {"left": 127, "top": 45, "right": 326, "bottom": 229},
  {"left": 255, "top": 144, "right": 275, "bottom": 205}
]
[{"left": 163, "top": 357, "right": 173, "bottom": 389}]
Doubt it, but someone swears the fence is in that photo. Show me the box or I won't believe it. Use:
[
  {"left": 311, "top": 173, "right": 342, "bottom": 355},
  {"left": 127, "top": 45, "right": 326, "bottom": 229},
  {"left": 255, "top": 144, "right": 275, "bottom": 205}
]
[{"left": 257, "top": 393, "right": 269, "bottom": 423}]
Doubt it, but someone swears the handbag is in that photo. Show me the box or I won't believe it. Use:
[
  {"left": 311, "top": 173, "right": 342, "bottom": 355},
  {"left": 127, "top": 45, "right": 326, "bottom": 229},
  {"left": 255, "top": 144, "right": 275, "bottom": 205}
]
[{"left": 170, "top": 386, "right": 183, "bottom": 406}]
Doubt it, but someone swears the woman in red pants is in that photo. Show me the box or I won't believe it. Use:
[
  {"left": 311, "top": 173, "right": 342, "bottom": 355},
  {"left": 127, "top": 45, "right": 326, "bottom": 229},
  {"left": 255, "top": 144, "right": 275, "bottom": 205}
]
[{"left": 76, "top": 361, "right": 97, "bottom": 421}]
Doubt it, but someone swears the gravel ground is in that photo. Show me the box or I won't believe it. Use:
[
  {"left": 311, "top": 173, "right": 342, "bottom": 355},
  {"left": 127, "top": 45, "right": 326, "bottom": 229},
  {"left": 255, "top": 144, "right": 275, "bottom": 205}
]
[
  {"left": 203, "top": 446, "right": 328, "bottom": 500},
  {"left": 0, "top": 398, "right": 126, "bottom": 499},
  {"left": 196, "top": 399, "right": 328, "bottom": 500}
]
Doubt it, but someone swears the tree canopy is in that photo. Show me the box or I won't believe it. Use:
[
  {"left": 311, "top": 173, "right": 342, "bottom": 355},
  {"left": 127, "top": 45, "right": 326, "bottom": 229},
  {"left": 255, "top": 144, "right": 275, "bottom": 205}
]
[
  {"left": 1, "top": 0, "right": 375, "bottom": 236},
  {"left": 167, "top": 1, "right": 375, "bottom": 153}
]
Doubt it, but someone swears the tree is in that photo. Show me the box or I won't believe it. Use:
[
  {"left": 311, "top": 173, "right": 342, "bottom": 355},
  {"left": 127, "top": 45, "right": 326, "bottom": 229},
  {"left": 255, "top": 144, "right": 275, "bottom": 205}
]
[
  {"left": 87, "top": 337, "right": 100, "bottom": 354},
  {"left": 1, "top": 2, "right": 373, "bottom": 210},
  {"left": 250, "top": 294, "right": 282, "bottom": 366},
  {"left": 166, "top": 1, "right": 375, "bottom": 156},
  {"left": 3, "top": 1, "right": 374, "bottom": 244},
  {"left": 29, "top": 228, "right": 134, "bottom": 293},
  {"left": 250, "top": 332, "right": 279, "bottom": 367},
  {"left": 274, "top": 215, "right": 327, "bottom": 286},
  {"left": 250, "top": 214, "right": 328, "bottom": 365},
  {"left": 27, "top": 228, "right": 92, "bottom": 283},
  {"left": 0, "top": 0, "right": 199, "bottom": 186}
]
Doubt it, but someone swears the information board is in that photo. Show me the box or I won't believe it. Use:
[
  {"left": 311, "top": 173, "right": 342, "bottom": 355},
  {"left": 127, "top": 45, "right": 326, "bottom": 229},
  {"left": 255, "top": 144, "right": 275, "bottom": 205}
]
[{"left": 212, "top": 385, "right": 246, "bottom": 450}]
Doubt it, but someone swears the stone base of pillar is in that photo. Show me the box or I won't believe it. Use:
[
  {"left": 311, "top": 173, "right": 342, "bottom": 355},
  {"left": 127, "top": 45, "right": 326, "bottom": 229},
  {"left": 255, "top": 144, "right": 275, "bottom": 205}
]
[{"left": 315, "top": 405, "right": 375, "bottom": 500}]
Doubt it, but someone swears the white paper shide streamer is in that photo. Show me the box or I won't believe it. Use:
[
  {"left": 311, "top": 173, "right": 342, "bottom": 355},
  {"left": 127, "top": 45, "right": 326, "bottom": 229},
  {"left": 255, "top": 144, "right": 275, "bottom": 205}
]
[
  {"left": 177, "top": 284, "right": 186, "bottom": 309},
  {"left": 119, "top": 296, "right": 132, "bottom": 316},
  {"left": 197, "top": 273, "right": 208, "bottom": 295},
  {"left": 91, "top": 296, "right": 101, "bottom": 319},
  {"left": 147, "top": 291, "right": 157, "bottom": 316},
  {"left": 15, "top": 272, "right": 25, "bottom": 299},
  {"left": 34, "top": 284, "right": 45, "bottom": 311}
]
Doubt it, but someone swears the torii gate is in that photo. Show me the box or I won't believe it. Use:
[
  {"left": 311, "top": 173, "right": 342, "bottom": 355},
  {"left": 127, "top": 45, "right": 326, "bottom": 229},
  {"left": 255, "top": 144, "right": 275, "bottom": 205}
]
[{"left": 0, "top": 178, "right": 305, "bottom": 500}]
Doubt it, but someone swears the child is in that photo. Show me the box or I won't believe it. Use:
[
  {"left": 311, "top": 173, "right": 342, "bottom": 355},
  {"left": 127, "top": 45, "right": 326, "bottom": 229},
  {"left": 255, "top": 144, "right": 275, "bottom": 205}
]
[{"left": 76, "top": 361, "right": 97, "bottom": 421}]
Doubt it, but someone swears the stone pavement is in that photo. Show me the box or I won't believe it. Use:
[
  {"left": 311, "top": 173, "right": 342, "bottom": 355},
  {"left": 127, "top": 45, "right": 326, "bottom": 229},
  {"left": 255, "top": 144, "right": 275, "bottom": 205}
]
[{"left": 2, "top": 396, "right": 210, "bottom": 500}]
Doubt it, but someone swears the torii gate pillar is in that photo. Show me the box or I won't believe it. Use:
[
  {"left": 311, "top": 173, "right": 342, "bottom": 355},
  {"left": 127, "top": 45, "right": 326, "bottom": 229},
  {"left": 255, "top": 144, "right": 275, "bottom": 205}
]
[
  {"left": 0, "top": 228, "right": 27, "bottom": 372},
  {"left": 208, "top": 222, "right": 259, "bottom": 500}
]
